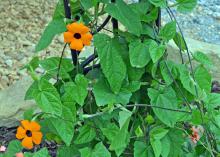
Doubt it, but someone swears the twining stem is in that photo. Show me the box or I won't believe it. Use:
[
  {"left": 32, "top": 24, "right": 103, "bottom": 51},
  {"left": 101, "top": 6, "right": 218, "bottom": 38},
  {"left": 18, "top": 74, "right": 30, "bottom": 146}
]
[
  {"left": 127, "top": 104, "right": 191, "bottom": 113},
  {"left": 82, "top": 103, "right": 191, "bottom": 119},
  {"left": 166, "top": 7, "right": 216, "bottom": 155},
  {"left": 165, "top": 8, "right": 184, "bottom": 64}
]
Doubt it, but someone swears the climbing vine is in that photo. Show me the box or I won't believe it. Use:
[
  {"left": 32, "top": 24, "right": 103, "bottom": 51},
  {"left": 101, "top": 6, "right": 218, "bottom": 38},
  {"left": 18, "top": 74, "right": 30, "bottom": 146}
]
[{"left": 2, "top": 0, "right": 220, "bottom": 156}]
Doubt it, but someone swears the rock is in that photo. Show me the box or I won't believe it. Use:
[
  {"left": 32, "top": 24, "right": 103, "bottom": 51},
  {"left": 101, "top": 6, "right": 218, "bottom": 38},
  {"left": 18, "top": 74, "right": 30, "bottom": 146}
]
[
  {"left": 4, "top": 59, "right": 13, "bottom": 67},
  {"left": 168, "top": 37, "right": 220, "bottom": 81},
  {"left": 0, "top": 76, "right": 36, "bottom": 127}
]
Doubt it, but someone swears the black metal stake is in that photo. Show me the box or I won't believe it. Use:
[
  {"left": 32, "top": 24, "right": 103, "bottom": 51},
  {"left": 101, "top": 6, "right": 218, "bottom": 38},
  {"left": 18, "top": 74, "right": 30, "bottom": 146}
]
[
  {"left": 63, "top": 0, "right": 79, "bottom": 66},
  {"left": 111, "top": 0, "right": 118, "bottom": 31}
]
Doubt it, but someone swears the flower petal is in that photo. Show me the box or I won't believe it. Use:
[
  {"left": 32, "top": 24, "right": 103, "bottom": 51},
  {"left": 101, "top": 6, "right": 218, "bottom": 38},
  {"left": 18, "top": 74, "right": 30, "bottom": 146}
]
[
  {"left": 16, "top": 126, "right": 26, "bottom": 140},
  {"left": 30, "top": 121, "right": 41, "bottom": 131},
  {"left": 64, "top": 32, "right": 74, "bottom": 43},
  {"left": 21, "top": 120, "right": 31, "bottom": 130},
  {"left": 81, "top": 33, "right": 93, "bottom": 46},
  {"left": 70, "top": 39, "right": 83, "bottom": 51},
  {"left": 32, "top": 131, "right": 43, "bottom": 145},
  {"left": 67, "top": 23, "right": 81, "bottom": 33},
  {"left": 21, "top": 137, "right": 33, "bottom": 149},
  {"left": 0, "top": 146, "right": 6, "bottom": 152},
  {"left": 67, "top": 23, "right": 90, "bottom": 34},
  {"left": 80, "top": 25, "right": 90, "bottom": 34}
]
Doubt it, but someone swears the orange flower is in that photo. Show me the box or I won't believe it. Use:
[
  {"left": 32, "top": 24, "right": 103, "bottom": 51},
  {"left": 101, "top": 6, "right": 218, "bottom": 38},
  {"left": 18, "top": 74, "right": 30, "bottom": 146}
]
[
  {"left": 16, "top": 120, "right": 43, "bottom": 149},
  {"left": 63, "top": 22, "right": 93, "bottom": 51}
]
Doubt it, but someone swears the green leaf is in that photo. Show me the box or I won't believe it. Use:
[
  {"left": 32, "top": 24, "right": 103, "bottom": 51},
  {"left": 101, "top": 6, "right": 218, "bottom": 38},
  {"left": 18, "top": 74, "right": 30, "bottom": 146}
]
[
  {"left": 192, "top": 110, "right": 202, "bottom": 125},
  {"left": 101, "top": 123, "right": 120, "bottom": 143},
  {"left": 176, "top": 0, "right": 197, "bottom": 13},
  {"left": 119, "top": 110, "right": 132, "bottom": 129},
  {"left": 33, "top": 148, "right": 49, "bottom": 157},
  {"left": 204, "top": 93, "right": 220, "bottom": 110},
  {"left": 93, "top": 77, "right": 132, "bottom": 106},
  {"left": 4, "top": 140, "right": 22, "bottom": 157},
  {"left": 127, "top": 64, "right": 145, "bottom": 81},
  {"left": 193, "top": 51, "right": 213, "bottom": 66},
  {"left": 167, "top": 129, "right": 184, "bottom": 157},
  {"left": 134, "top": 141, "right": 150, "bottom": 157},
  {"left": 141, "top": 7, "right": 159, "bottom": 23},
  {"left": 57, "top": 145, "right": 80, "bottom": 157},
  {"left": 53, "top": 0, "right": 65, "bottom": 19},
  {"left": 79, "top": 142, "right": 110, "bottom": 157},
  {"left": 159, "top": 21, "right": 176, "bottom": 41},
  {"left": 173, "top": 32, "right": 187, "bottom": 50},
  {"left": 31, "top": 78, "right": 62, "bottom": 116},
  {"left": 63, "top": 74, "right": 89, "bottom": 106},
  {"left": 93, "top": 142, "right": 111, "bottom": 157},
  {"left": 161, "top": 136, "right": 171, "bottom": 157},
  {"left": 45, "top": 117, "right": 74, "bottom": 146},
  {"left": 149, "top": 0, "right": 167, "bottom": 7},
  {"left": 129, "top": 0, "right": 151, "bottom": 15},
  {"left": 150, "top": 138, "right": 162, "bottom": 157},
  {"left": 109, "top": 112, "right": 131, "bottom": 156},
  {"left": 80, "top": 0, "right": 98, "bottom": 9},
  {"left": 94, "top": 34, "right": 127, "bottom": 93},
  {"left": 194, "top": 65, "right": 211, "bottom": 93},
  {"left": 80, "top": 147, "right": 93, "bottom": 157},
  {"left": 25, "top": 56, "right": 40, "bottom": 71},
  {"left": 25, "top": 81, "right": 39, "bottom": 100},
  {"left": 35, "top": 19, "right": 66, "bottom": 52},
  {"left": 23, "top": 109, "right": 34, "bottom": 120},
  {"left": 149, "top": 40, "right": 166, "bottom": 63},
  {"left": 178, "top": 64, "right": 198, "bottom": 96},
  {"left": 150, "top": 127, "right": 169, "bottom": 140},
  {"left": 105, "top": 0, "right": 142, "bottom": 35},
  {"left": 148, "top": 87, "right": 180, "bottom": 127},
  {"left": 40, "top": 57, "right": 74, "bottom": 79},
  {"left": 129, "top": 39, "right": 151, "bottom": 68},
  {"left": 75, "top": 124, "right": 96, "bottom": 144},
  {"left": 160, "top": 61, "right": 178, "bottom": 85}
]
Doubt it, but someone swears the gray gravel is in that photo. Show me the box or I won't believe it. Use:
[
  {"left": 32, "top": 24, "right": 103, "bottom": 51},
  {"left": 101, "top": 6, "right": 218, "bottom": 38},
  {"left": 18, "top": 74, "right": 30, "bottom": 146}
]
[{"left": 162, "top": 0, "right": 220, "bottom": 45}]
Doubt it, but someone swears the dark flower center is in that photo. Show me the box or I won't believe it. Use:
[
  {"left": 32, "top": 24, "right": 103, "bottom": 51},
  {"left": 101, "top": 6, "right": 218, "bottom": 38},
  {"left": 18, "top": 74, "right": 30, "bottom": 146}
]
[
  {"left": 26, "top": 130, "right": 32, "bottom": 137},
  {"left": 74, "top": 33, "right": 81, "bottom": 39}
]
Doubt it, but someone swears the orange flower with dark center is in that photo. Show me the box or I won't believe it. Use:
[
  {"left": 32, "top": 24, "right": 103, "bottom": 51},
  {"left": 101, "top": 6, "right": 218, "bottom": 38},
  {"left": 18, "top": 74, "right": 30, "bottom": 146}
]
[
  {"left": 16, "top": 120, "right": 43, "bottom": 149},
  {"left": 64, "top": 22, "right": 93, "bottom": 51}
]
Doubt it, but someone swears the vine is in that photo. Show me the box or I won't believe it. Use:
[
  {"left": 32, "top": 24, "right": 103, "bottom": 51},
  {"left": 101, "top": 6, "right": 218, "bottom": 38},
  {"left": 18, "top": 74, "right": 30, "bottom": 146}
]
[{"left": 2, "top": 0, "right": 220, "bottom": 157}]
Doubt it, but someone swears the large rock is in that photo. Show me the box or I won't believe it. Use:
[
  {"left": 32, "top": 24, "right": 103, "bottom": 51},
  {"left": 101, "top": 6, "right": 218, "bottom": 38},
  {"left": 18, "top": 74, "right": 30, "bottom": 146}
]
[
  {"left": 168, "top": 38, "right": 220, "bottom": 81},
  {"left": 0, "top": 76, "right": 36, "bottom": 127}
]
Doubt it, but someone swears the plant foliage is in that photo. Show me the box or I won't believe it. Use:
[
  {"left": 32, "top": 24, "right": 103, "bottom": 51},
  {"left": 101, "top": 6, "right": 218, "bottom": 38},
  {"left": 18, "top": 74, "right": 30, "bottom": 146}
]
[{"left": 3, "top": 0, "right": 220, "bottom": 157}]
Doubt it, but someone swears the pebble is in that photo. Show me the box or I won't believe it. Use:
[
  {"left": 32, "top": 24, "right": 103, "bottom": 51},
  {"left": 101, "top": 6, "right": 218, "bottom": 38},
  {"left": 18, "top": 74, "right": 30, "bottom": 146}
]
[
  {"left": 162, "top": 0, "right": 220, "bottom": 45},
  {"left": 4, "top": 59, "right": 13, "bottom": 67},
  {"left": 0, "top": 0, "right": 63, "bottom": 90}
]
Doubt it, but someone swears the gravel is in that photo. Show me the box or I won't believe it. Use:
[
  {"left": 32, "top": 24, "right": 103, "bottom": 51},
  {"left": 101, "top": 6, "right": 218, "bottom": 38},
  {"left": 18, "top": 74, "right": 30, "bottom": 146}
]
[
  {"left": 0, "top": 0, "right": 219, "bottom": 90},
  {"left": 162, "top": 0, "right": 220, "bottom": 45},
  {"left": 0, "top": 0, "right": 63, "bottom": 90}
]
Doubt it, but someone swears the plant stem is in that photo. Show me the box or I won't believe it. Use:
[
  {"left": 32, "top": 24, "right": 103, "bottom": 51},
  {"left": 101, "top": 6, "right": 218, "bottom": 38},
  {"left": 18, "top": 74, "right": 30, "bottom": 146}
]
[{"left": 57, "top": 43, "right": 67, "bottom": 81}]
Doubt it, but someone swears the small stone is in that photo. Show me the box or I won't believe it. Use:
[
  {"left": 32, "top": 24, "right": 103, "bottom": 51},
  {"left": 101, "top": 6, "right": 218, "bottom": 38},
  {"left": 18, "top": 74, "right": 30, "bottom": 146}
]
[{"left": 4, "top": 59, "right": 13, "bottom": 67}]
